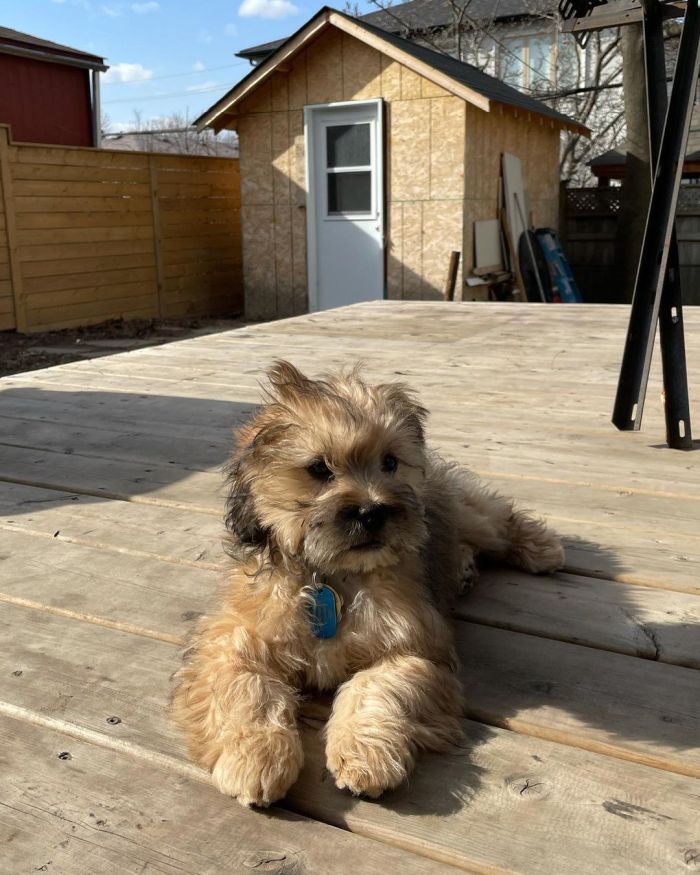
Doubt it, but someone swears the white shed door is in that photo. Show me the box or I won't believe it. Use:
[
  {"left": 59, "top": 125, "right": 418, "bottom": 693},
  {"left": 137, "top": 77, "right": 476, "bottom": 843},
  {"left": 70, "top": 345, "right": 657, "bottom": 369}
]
[{"left": 305, "top": 100, "right": 384, "bottom": 311}]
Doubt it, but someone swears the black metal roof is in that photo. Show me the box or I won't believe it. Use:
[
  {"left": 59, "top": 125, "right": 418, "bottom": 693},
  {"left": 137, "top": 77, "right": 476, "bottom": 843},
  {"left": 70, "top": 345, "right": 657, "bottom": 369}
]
[
  {"left": 0, "top": 26, "right": 105, "bottom": 68},
  {"left": 236, "top": 0, "right": 556, "bottom": 60}
]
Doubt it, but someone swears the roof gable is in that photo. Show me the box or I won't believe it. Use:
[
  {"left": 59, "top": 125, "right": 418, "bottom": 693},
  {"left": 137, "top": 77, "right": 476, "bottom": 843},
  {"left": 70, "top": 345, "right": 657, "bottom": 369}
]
[{"left": 196, "top": 7, "right": 586, "bottom": 135}]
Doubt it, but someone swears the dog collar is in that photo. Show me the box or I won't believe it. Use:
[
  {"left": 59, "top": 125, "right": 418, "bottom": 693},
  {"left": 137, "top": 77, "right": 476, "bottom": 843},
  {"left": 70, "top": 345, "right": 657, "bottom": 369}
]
[{"left": 307, "top": 572, "right": 343, "bottom": 639}]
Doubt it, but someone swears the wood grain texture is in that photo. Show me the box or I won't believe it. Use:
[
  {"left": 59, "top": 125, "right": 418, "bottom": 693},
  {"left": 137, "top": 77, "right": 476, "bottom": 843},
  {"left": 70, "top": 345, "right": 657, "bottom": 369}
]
[
  {"left": 0, "top": 715, "right": 459, "bottom": 875},
  {"left": 0, "top": 130, "right": 242, "bottom": 332},
  {"left": 1, "top": 301, "right": 699, "bottom": 873},
  {"left": 1, "top": 602, "right": 698, "bottom": 875}
]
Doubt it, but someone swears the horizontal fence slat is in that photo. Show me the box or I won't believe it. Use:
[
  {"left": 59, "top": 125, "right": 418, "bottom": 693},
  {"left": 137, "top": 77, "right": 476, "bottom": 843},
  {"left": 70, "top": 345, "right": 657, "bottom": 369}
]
[
  {"left": 0, "top": 132, "right": 243, "bottom": 332},
  {"left": 11, "top": 163, "right": 152, "bottom": 184}
]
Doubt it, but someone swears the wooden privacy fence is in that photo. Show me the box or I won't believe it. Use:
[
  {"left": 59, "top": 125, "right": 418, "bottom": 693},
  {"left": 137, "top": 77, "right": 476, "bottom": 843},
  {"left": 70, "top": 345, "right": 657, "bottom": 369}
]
[
  {"left": 0, "top": 124, "right": 242, "bottom": 333},
  {"left": 562, "top": 186, "right": 700, "bottom": 305}
]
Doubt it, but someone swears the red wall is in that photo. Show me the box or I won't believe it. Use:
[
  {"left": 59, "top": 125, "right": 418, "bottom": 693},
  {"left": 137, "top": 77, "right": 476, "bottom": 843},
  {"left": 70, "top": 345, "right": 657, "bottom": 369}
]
[{"left": 0, "top": 53, "right": 94, "bottom": 146}]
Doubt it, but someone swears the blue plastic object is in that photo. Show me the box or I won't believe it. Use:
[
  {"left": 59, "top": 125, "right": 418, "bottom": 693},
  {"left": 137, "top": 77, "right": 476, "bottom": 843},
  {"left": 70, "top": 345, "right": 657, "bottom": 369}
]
[
  {"left": 535, "top": 228, "right": 582, "bottom": 303},
  {"left": 308, "top": 584, "right": 339, "bottom": 639}
]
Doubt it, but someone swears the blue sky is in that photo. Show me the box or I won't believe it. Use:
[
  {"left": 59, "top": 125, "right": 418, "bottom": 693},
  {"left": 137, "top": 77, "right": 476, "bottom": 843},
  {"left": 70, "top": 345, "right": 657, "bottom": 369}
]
[{"left": 4, "top": 0, "right": 374, "bottom": 130}]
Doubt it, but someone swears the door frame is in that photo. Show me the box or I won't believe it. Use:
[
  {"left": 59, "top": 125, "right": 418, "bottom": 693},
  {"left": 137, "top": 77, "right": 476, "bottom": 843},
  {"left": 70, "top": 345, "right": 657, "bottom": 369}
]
[{"left": 303, "top": 98, "right": 385, "bottom": 312}]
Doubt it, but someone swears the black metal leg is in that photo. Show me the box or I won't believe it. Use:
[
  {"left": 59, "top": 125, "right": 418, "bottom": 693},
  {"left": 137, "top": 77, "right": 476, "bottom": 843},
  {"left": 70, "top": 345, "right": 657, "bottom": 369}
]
[
  {"left": 612, "top": 0, "right": 700, "bottom": 446},
  {"left": 658, "top": 238, "right": 693, "bottom": 447},
  {"left": 643, "top": 0, "right": 693, "bottom": 449}
]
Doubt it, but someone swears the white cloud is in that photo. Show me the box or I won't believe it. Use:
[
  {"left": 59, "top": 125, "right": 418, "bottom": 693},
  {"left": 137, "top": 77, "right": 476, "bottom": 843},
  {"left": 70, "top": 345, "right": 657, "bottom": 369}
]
[
  {"left": 186, "top": 80, "right": 219, "bottom": 92},
  {"left": 131, "top": 1, "right": 159, "bottom": 12},
  {"left": 224, "top": 22, "right": 238, "bottom": 36},
  {"left": 239, "top": 0, "right": 298, "bottom": 18},
  {"left": 197, "top": 28, "right": 213, "bottom": 44},
  {"left": 193, "top": 60, "right": 206, "bottom": 71},
  {"left": 103, "top": 62, "right": 154, "bottom": 84},
  {"left": 101, "top": 3, "right": 123, "bottom": 16}
]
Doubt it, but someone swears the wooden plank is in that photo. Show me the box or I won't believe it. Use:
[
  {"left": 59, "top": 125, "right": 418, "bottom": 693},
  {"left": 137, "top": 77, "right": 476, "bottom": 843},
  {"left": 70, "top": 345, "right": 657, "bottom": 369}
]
[
  {"left": 0, "top": 127, "right": 24, "bottom": 330},
  {"left": 12, "top": 145, "right": 150, "bottom": 168},
  {"left": 458, "top": 623, "right": 700, "bottom": 777},
  {"left": 1, "top": 605, "right": 699, "bottom": 874},
  {"left": 15, "top": 237, "right": 154, "bottom": 263},
  {"left": 0, "top": 482, "right": 226, "bottom": 568},
  {"left": 14, "top": 195, "right": 153, "bottom": 214},
  {"left": 456, "top": 568, "right": 700, "bottom": 668},
  {"left": 0, "top": 529, "right": 218, "bottom": 640},
  {"left": 149, "top": 155, "right": 166, "bottom": 318},
  {"left": 0, "top": 717, "right": 451, "bottom": 875},
  {"left": 16, "top": 210, "right": 152, "bottom": 230},
  {"left": 17, "top": 224, "right": 153, "bottom": 247},
  {"left": 11, "top": 161, "right": 151, "bottom": 183},
  {"left": 20, "top": 251, "right": 155, "bottom": 278},
  {"left": 23, "top": 266, "right": 157, "bottom": 296},
  {"left": 0, "top": 443, "right": 222, "bottom": 512},
  {"left": 11, "top": 178, "right": 152, "bottom": 198}
]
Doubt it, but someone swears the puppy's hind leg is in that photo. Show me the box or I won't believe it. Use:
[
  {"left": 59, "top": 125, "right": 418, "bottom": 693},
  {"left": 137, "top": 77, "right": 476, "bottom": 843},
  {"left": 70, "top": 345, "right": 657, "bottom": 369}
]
[{"left": 454, "top": 470, "right": 564, "bottom": 574}]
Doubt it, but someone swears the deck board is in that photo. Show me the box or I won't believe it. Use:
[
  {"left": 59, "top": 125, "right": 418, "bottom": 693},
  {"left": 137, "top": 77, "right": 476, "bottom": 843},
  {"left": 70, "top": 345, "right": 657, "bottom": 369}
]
[{"left": 1, "top": 301, "right": 698, "bottom": 873}]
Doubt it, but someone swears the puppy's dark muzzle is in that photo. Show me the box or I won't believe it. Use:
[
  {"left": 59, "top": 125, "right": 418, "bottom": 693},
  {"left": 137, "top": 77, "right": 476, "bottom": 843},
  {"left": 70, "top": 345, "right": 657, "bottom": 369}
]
[{"left": 343, "top": 502, "right": 391, "bottom": 537}]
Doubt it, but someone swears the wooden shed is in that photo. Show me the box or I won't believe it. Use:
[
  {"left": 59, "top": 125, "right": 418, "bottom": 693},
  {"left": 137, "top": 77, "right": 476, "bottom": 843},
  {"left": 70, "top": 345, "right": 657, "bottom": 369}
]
[
  {"left": 197, "top": 7, "right": 585, "bottom": 320},
  {"left": 0, "top": 27, "right": 106, "bottom": 148}
]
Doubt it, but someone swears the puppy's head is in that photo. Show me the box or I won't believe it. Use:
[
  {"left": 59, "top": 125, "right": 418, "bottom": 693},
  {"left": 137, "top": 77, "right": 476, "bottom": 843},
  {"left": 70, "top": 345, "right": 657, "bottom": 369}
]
[{"left": 226, "top": 361, "right": 429, "bottom": 574}]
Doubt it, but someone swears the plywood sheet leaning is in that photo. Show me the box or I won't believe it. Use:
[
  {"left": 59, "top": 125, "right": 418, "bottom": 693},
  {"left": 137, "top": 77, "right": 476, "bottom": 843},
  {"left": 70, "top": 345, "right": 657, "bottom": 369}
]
[
  {"left": 474, "top": 219, "right": 503, "bottom": 272},
  {"left": 501, "top": 152, "right": 526, "bottom": 256}
]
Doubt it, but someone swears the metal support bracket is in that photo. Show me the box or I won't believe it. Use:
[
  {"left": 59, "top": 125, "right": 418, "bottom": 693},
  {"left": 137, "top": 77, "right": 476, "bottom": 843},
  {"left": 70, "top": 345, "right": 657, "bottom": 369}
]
[{"left": 612, "top": 0, "right": 698, "bottom": 448}]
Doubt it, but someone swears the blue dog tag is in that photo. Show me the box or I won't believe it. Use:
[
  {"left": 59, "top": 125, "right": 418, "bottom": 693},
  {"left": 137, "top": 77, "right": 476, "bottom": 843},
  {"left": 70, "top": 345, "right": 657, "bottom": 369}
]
[{"left": 308, "top": 585, "right": 339, "bottom": 639}]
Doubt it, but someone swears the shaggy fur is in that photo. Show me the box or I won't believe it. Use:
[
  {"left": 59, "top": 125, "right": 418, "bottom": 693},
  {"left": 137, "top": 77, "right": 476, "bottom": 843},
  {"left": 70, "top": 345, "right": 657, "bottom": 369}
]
[{"left": 171, "top": 361, "right": 564, "bottom": 806}]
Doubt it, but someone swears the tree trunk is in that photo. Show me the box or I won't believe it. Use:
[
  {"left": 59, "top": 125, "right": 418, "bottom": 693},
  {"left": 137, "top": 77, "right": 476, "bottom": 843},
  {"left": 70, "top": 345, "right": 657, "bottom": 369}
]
[{"left": 616, "top": 23, "right": 651, "bottom": 304}]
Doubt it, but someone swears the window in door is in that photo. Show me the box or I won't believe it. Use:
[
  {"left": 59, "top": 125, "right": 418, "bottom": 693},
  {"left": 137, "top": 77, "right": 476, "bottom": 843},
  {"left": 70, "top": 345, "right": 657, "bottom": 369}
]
[{"left": 325, "top": 122, "right": 373, "bottom": 217}]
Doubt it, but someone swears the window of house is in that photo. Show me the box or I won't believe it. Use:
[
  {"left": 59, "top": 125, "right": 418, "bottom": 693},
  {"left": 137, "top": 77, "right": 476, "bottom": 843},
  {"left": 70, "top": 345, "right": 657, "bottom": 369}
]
[
  {"left": 557, "top": 34, "right": 581, "bottom": 91},
  {"left": 500, "top": 32, "right": 554, "bottom": 91}
]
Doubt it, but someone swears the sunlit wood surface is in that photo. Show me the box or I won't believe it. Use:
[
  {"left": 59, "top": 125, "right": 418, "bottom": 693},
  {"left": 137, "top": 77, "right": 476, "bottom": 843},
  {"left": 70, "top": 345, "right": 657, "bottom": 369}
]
[{"left": 1, "top": 301, "right": 698, "bottom": 874}]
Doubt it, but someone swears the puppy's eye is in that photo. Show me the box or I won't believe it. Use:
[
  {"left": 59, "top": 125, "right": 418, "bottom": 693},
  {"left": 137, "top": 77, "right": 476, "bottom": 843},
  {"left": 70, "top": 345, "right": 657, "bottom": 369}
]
[
  {"left": 382, "top": 454, "right": 398, "bottom": 473},
  {"left": 307, "top": 459, "right": 333, "bottom": 481}
]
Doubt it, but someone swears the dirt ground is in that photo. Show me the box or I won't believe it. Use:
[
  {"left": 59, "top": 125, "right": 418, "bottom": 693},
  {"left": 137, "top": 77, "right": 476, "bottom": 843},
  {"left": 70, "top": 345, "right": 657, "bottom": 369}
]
[{"left": 0, "top": 317, "right": 250, "bottom": 378}]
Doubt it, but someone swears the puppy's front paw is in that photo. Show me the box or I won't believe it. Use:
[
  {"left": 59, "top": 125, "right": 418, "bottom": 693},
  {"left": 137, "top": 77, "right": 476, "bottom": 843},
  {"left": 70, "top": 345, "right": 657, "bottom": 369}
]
[
  {"left": 325, "top": 725, "right": 414, "bottom": 798},
  {"left": 211, "top": 725, "right": 303, "bottom": 807}
]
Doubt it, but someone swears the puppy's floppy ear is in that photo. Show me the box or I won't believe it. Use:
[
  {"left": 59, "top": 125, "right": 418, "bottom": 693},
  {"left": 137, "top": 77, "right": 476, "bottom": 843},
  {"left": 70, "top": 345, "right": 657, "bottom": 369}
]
[
  {"left": 224, "top": 437, "right": 267, "bottom": 549},
  {"left": 377, "top": 382, "right": 428, "bottom": 443}
]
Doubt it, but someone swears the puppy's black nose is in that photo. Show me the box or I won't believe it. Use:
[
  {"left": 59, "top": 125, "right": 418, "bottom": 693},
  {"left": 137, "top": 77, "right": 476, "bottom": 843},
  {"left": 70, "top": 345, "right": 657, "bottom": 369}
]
[{"left": 354, "top": 503, "right": 389, "bottom": 536}]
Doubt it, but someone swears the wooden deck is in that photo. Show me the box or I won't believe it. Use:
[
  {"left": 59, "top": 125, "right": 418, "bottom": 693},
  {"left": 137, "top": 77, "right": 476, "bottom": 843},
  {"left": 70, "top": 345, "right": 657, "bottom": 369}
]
[{"left": 1, "top": 301, "right": 698, "bottom": 874}]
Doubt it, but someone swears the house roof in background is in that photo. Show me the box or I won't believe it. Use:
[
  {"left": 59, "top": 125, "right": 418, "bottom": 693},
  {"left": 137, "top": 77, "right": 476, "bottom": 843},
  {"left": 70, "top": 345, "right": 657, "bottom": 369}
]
[
  {"left": 589, "top": 147, "right": 700, "bottom": 178},
  {"left": 0, "top": 25, "right": 106, "bottom": 70},
  {"left": 236, "top": 0, "right": 556, "bottom": 62},
  {"left": 197, "top": 7, "right": 587, "bottom": 135}
]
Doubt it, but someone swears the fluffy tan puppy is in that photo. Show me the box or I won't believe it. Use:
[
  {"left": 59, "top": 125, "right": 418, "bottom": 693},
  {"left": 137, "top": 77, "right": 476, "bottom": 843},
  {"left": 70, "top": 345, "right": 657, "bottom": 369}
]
[{"left": 171, "top": 361, "right": 563, "bottom": 807}]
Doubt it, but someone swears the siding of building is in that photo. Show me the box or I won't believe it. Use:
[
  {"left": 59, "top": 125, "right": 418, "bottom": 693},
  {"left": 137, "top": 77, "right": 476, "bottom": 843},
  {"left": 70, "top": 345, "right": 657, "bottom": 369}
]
[
  {"left": 0, "top": 53, "right": 94, "bottom": 147},
  {"left": 234, "top": 26, "right": 561, "bottom": 319}
]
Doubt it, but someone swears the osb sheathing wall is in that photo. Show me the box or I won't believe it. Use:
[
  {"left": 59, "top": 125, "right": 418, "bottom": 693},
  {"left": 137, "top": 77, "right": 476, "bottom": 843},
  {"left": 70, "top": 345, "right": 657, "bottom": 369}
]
[
  {"left": 237, "top": 27, "right": 466, "bottom": 319},
  {"left": 236, "top": 26, "right": 560, "bottom": 318}
]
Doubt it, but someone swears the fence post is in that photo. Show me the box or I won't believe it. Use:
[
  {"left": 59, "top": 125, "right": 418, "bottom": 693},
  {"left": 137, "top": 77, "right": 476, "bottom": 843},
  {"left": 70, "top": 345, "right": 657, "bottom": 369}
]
[
  {"left": 148, "top": 155, "right": 166, "bottom": 318},
  {"left": 0, "top": 126, "right": 27, "bottom": 332}
]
